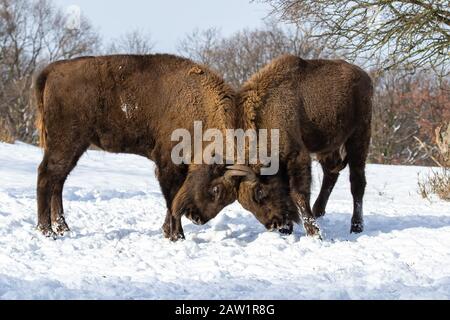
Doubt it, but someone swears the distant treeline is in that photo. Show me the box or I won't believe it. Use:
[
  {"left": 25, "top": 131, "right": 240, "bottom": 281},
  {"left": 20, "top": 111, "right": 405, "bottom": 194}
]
[{"left": 1, "top": 0, "right": 449, "bottom": 167}]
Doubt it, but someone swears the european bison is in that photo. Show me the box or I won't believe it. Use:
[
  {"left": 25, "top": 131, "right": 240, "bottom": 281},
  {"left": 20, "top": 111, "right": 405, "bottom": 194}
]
[
  {"left": 35, "top": 54, "right": 241, "bottom": 241},
  {"left": 234, "top": 54, "right": 373, "bottom": 237}
]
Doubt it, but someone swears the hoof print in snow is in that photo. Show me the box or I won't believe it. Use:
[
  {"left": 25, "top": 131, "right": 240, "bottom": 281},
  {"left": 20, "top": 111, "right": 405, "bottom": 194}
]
[{"left": 350, "top": 223, "right": 364, "bottom": 234}]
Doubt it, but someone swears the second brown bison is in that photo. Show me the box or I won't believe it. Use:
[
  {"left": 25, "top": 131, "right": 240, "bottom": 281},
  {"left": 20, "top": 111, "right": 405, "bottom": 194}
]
[{"left": 233, "top": 54, "right": 373, "bottom": 236}]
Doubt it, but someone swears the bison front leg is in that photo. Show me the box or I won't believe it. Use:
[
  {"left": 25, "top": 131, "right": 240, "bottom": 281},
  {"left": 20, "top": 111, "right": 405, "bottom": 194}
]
[
  {"left": 169, "top": 214, "right": 185, "bottom": 241},
  {"left": 162, "top": 210, "right": 171, "bottom": 239},
  {"left": 155, "top": 162, "right": 187, "bottom": 241},
  {"left": 288, "top": 153, "right": 322, "bottom": 239},
  {"left": 162, "top": 210, "right": 185, "bottom": 241},
  {"left": 291, "top": 192, "right": 321, "bottom": 238}
]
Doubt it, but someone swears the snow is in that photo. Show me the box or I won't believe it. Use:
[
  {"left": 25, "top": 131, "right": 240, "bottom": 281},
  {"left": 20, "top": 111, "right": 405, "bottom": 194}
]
[{"left": 0, "top": 142, "right": 449, "bottom": 299}]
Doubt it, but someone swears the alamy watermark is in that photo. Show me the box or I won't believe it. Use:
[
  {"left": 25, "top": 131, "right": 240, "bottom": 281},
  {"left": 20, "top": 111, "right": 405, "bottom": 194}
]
[{"left": 171, "top": 121, "right": 280, "bottom": 175}]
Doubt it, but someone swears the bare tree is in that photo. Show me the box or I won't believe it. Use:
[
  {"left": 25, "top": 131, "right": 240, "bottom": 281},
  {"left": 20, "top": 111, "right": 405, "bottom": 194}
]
[
  {"left": 261, "top": 0, "right": 450, "bottom": 75},
  {"left": 177, "top": 27, "right": 222, "bottom": 67},
  {"left": 0, "top": 0, "right": 99, "bottom": 143},
  {"left": 369, "top": 69, "right": 450, "bottom": 165},
  {"left": 178, "top": 22, "right": 328, "bottom": 88},
  {"left": 107, "top": 29, "right": 154, "bottom": 54}
]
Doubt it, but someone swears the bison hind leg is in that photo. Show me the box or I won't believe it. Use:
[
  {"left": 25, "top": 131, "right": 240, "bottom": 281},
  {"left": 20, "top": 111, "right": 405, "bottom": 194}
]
[
  {"left": 346, "top": 127, "right": 370, "bottom": 234},
  {"left": 37, "top": 142, "right": 88, "bottom": 237},
  {"left": 313, "top": 149, "right": 346, "bottom": 218},
  {"left": 37, "top": 152, "right": 56, "bottom": 237}
]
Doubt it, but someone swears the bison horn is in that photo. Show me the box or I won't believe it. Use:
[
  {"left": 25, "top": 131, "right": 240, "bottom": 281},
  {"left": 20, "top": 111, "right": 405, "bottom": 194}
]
[
  {"left": 224, "top": 170, "right": 248, "bottom": 178},
  {"left": 225, "top": 165, "right": 256, "bottom": 181}
]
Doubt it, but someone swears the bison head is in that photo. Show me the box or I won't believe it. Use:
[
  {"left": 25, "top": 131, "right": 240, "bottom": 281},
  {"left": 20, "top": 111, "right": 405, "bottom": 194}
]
[
  {"left": 230, "top": 165, "right": 299, "bottom": 234},
  {"left": 171, "top": 164, "right": 241, "bottom": 225}
]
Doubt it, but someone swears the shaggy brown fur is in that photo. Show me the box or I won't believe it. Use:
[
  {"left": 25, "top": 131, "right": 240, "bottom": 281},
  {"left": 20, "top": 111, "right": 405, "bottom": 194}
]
[
  {"left": 237, "top": 54, "right": 373, "bottom": 236},
  {"left": 35, "top": 54, "right": 237, "bottom": 241}
]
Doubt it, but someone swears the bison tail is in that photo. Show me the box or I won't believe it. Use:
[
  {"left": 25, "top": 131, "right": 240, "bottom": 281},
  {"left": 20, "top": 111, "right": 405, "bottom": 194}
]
[{"left": 34, "top": 68, "right": 50, "bottom": 150}]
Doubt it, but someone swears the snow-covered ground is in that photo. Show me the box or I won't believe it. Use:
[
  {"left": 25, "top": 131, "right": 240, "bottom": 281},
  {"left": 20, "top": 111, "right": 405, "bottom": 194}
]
[{"left": 0, "top": 142, "right": 449, "bottom": 299}]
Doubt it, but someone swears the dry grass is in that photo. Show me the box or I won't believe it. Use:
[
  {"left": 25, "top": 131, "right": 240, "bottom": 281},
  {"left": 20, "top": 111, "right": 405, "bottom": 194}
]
[
  {"left": 0, "top": 119, "right": 14, "bottom": 144},
  {"left": 418, "top": 122, "right": 450, "bottom": 201},
  {"left": 419, "top": 169, "right": 450, "bottom": 201}
]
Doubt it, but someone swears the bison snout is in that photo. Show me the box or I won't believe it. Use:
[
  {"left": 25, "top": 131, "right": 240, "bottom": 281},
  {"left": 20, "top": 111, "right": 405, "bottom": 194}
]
[
  {"left": 265, "top": 218, "right": 282, "bottom": 231},
  {"left": 278, "top": 221, "right": 293, "bottom": 235},
  {"left": 186, "top": 213, "right": 205, "bottom": 225},
  {"left": 265, "top": 218, "right": 293, "bottom": 234}
]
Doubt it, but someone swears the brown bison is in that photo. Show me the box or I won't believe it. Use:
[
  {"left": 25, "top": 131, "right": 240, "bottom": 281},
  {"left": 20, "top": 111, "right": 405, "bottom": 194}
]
[
  {"left": 233, "top": 54, "right": 373, "bottom": 237},
  {"left": 35, "top": 54, "right": 242, "bottom": 241}
]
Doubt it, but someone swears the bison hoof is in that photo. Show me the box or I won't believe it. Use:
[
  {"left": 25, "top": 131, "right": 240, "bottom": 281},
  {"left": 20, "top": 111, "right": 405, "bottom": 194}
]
[
  {"left": 162, "top": 220, "right": 185, "bottom": 241},
  {"left": 52, "top": 218, "right": 70, "bottom": 236},
  {"left": 312, "top": 206, "right": 326, "bottom": 218},
  {"left": 169, "top": 232, "right": 185, "bottom": 242},
  {"left": 350, "top": 222, "right": 364, "bottom": 234},
  {"left": 37, "top": 224, "right": 57, "bottom": 239},
  {"left": 303, "top": 218, "right": 322, "bottom": 240}
]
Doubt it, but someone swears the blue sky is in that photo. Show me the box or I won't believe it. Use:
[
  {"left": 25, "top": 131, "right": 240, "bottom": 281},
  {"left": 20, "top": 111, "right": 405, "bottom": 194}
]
[{"left": 55, "top": 0, "right": 272, "bottom": 53}]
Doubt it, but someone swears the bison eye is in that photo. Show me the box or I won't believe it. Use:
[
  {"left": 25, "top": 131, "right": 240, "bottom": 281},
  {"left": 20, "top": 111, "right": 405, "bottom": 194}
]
[
  {"left": 254, "top": 186, "right": 266, "bottom": 203},
  {"left": 210, "top": 185, "right": 222, "bottom": 200}
]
